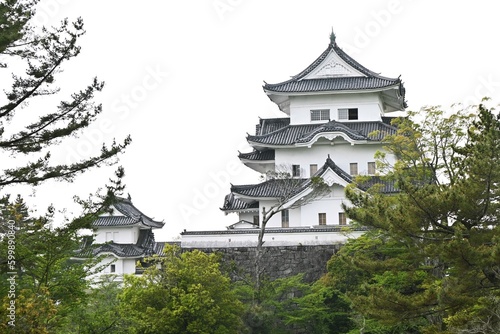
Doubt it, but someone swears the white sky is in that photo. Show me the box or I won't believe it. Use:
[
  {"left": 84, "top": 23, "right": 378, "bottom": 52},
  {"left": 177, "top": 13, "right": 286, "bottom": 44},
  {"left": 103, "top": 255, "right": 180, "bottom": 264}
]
[{"left": 5, "top": 0, "right": 500, "bottom": 240}]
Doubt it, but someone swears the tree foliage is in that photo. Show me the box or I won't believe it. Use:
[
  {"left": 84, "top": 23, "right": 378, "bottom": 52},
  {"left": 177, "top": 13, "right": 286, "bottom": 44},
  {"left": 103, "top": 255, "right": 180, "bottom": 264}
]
[
  {"left": 0, "top": 195, "right": 108, "bottom": 332},
  {"left": 119, "top": 245, "right": 244, "bottom": 334},
  {"left": 0, "top": 0, "right": 130, "bottom": 190},
  {"left": 0, "top": 1, "right": 130, "bottom": 331},
  {"left": 329, "top": 103, "right": 500, "bottom": 333}
]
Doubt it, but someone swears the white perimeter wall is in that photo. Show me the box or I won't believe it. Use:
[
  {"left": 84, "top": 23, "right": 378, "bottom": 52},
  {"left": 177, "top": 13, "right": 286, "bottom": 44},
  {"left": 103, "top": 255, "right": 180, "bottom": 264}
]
[{"left": 181, "top": 229, "right": 365, "bottom": 248}]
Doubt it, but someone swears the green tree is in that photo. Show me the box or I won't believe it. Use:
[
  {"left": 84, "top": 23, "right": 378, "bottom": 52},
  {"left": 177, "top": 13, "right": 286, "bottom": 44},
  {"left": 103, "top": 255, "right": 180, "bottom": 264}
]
[
  {"left": 0, "top": 195, "right": 110, "bottom": 332},
  {"left": 59, "top": 277, "right": 126, "bottom": 334},
  {"left": 119, "top": 245, "right": 244, "bottom": 334},
  {"left": 0, "top": 0, "right": 130, "bottom": 190},
  {"left": 233, "top": 273, "right": 354, "bottom": 334},
  {"left": 335, "top": 103, "right": 500, "bottom": 332},
  {"left": 0, "top": 1, "right": 130, "bottom": 331}
]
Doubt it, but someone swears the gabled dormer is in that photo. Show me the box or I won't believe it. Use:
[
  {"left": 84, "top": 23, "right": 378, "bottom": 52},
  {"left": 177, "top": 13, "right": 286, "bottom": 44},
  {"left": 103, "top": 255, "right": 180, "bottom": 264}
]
[{"left": 263, "top": 32, "right": 406, "bottom": 125}]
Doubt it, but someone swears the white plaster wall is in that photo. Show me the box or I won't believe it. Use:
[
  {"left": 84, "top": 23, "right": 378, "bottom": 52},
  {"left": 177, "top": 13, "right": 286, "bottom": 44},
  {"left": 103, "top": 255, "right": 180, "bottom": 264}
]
[
  {"left": 300, "top": 195, "right": 348, "bottom": 226},
  {"left": 253, "top": 187, "right": 349, "bottom": 229},
  {"left": 94, "top": 226, "right": 139, "bottom": 244},
  {"left": 238, "top": 211, "right": 258, "bottom": 224},
  {"left": 181, "top": 229, "right": 365, "bottom": 248},
  {"left": 275, "top": 144, "right": 389, "bottom": 178},
  {"left": 289, "top": 93, "right": 383, "bottom": 125},
  {"left": 259, "top": 200, "right": 282, "bottom": 228},
  {"left": 123, "top": 258, "right": 137, "bottom": 275}
]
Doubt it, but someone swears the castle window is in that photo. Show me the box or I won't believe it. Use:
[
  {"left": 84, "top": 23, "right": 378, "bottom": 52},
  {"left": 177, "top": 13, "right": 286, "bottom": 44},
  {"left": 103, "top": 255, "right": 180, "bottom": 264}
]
[
  {"left": 110, "top": 264, "right": 116, "bottom": 273},
  {"left": 318, "top": 213, "right": 326, "bottom": 225},
  {"left": 253, "top": 215, "right": 259, "bottom": 226},
  {"left": 367, "top": 162, "right": 376, "bottom": 175},
  {"left": 338, "top": 108, "right": 358, "bottom": 120},
  {"left": 311, "top": 109, "right": 330, "bottom": 121},
  {"left": 292, "top": 165, "right": 301, "bottom": 177},
  {"left": 310, "top": 164, "right": 318, "bottom": 176},
  {"left": 350, "top": 163, "right": 358, "bottom": 176},
  {"left": 339, "top": 212, "right": 347, "bottom": 225},
  {"left": 281, "top": 210, "right": 289, "bottom": 228}
]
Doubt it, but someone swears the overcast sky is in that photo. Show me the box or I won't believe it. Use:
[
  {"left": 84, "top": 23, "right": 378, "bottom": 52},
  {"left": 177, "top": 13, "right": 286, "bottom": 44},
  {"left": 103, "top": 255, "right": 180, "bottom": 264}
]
[{"left": 7, "top": 0, "right": 500, "bottom": 240}]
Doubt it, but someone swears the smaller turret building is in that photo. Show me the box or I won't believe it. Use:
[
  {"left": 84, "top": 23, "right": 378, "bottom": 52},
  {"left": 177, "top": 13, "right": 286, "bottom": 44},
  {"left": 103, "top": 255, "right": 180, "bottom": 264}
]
[{"left": 75, "top": 196, "right": 165, "bottom": 281}]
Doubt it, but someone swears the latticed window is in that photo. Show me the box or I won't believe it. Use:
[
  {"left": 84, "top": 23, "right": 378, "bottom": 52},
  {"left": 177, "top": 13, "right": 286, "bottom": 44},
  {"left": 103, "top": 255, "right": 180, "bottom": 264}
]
[
  {"left": 310, "top": 109, "right": 330, "bottom": 121},
  {"left": 310, "top": 164, "right": 318, "bottom": 176},
  {"left": 367, "top": 161, "right": 376, "bottom": 175},
  {"left": 253, "top": 215, "right": 259, "bottom": 226},
  {"left": 281, "top": 210, "right": 289, "bottom": 228},
  {"left": 318, "top": 213, "right": 327, "bottom": 225},
  {"left": 339, "top": 212, "right": 347, "bottom": 225},
  {"left": 292, "top": 165, "right": 301, "bottom": 177},
  {"left": 338, "top": 108, "right": 358, "bottom": 120},
  {"left": 350, "top": 163, "right": 358, "bottom": 175}
]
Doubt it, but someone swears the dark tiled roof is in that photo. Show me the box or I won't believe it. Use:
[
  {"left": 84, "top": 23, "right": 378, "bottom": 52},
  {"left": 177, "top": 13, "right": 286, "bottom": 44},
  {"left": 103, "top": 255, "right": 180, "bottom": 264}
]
[
  {"left": 382, "top": 116, "right": 397, "bottom": 125},
  {"left": 247, "top": 120, "right": 397, "bottom": 146},
  {"left": 182, "top": 226, "right": 369, "bottom": 235},
  {"left": 256, "top": 118, "right": 291, "bottom": 135},
  {"left": 93, "top": 216, "right": 138, "bottom": 227},
  {"left": 221, "top": 193, "right": 259, "bottom": 211},
  {"left": 318, "top": 157, "right": 353, "bottom": 184},
  {"left": 93, "top": 197, "right": 164, "bottom": 228},
  {"left": 239, "top": 149, "right": 275, "bottom": 161},
  {"left": 347, "top": 122, "right": 398, "bottom": 141},
  {"left": 231, "top": 178, "right": 309, "bottom": 199},
  {"left": 75, "top": 229, "right": 162, "bottom": 259},
  {"left": 223, "top": 156, "right": 397, "bottom": 207},
  {"left": 296, "top": 121, "right": 367, "bottom": 143},
  {"left": 265, "top": 77, "right": 400, "bottom": 93},
  {"left": 263, "top": 41, "right": 406, "bottom": 106},
  {"left": 357, "top": 176, "right": 399, "bottom": 194},
  {"left": 90, "top": 243, "right": 146, "bottom": 257}
]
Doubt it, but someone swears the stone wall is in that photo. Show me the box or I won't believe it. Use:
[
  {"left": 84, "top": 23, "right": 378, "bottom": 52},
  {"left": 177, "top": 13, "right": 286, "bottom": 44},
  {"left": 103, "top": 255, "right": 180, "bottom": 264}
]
[{"left": 188, "top": 244, "right": 342, "bottom": 282}]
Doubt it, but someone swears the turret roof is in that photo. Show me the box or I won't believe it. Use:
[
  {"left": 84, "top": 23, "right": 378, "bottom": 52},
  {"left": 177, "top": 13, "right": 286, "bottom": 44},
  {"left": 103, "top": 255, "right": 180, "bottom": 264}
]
[
  {"left": 263, "top": 34, "right": 406, "bottom": 112},
  {"left": 222, "top": 156, "right": 398, "bottom": 208},
  {"left": 247, "top": 119, "right": 397, "bottom": 147},
  {"left": 75, "top": 229, "right": 160, "bottom": 259},
  {"left": 93, "top": 196, "right": 164, "bottom": 229},
  {"left": 263, "top": 35, "right": 406, "bottom": 105}
]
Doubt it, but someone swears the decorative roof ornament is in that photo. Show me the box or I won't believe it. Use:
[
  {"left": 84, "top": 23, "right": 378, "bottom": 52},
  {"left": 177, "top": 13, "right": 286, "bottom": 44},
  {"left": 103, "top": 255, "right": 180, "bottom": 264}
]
[{"left": 329, "top": 29, "right": 336, "bottom": 46}]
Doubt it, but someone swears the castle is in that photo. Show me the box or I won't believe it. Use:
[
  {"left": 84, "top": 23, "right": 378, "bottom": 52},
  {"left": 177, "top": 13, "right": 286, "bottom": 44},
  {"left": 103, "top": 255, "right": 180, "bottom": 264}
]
[
  {"left": 181, "top": 32, "right": 405, "bottom": 248},
  {"left": 79, "top": 32, "right": 406, "bottom": 280}
]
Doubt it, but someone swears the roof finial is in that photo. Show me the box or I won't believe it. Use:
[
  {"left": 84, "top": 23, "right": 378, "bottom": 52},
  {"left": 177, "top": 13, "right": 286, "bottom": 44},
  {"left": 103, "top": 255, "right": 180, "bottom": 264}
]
[{"left": 329, "top": 28, "right": 336, "bottom": 46}]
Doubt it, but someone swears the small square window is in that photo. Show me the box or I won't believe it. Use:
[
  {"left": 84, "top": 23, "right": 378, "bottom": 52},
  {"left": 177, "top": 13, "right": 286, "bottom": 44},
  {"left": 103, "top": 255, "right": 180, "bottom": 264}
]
[
  {"left": 350, "top": 163, "right": 358, "bottom": 176},
  {"left": 318, "top": 213, "right": 326, "bottom": 225},
  {"left": 339, "top": 212, "right": 347, "bottom": 225},
  {"left": 311, "top": 109, "right": 330, "bottom": 121},
  {"left": 292, "top": 165, "right": 301, "bottom": 177},
  {"left": 338, "top": 108, "right": 358, "bottom": 120}
]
